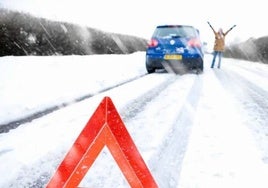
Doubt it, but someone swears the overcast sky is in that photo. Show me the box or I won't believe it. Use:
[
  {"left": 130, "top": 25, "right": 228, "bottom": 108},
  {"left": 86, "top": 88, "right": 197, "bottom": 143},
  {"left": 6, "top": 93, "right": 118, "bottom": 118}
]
[{"left": 1, "top": 0, "right": 267, "bottom": 46}]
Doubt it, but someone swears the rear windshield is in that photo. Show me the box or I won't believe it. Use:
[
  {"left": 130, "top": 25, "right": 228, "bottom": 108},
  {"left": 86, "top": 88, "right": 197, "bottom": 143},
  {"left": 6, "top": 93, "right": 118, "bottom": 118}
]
[{"left": 153, "top": 26, "right": 198, "bottom": 38}]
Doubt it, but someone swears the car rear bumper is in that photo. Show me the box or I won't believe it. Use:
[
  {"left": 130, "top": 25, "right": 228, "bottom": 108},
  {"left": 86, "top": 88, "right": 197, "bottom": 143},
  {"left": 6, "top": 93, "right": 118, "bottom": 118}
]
[{"left": 146, "top": 55, "right": 203, "bottom": 69}]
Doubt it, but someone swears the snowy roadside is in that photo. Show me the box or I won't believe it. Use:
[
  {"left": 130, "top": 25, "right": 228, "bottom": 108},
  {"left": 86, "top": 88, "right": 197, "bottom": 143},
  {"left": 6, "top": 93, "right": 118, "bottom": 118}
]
[
  {"left": 178, "top": 67, "right": 268, "bottom": 188},
  {"left": 0, "top": 52, "right": 147, "bottom": 127}
]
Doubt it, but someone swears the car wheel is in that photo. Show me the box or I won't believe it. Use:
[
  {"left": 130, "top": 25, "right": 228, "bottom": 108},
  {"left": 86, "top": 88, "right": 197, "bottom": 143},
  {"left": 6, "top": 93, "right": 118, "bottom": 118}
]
[
  {"left": 199, "top": 64, "right": 203, "bottom": 71},
  {"left": 146, "top": 62, "right": 155, "bottom": 74},
  {"left": 146, "top": 65, "right": 155, "bottom": 74}
]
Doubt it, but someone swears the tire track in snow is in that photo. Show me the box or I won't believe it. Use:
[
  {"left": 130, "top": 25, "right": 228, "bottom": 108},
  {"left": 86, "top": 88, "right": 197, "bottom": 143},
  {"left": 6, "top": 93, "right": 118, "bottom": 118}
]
[
  {"left": 119, "top": 75, "right": 178, "bottom": 121},
  {"left": 148, "top": 74, "right": 204, "bottom": 187},
  {"left": 213, "top": 69, "right": 268, "bottom": 163},
  {"left": 0, "top": 74, "right": 147, "bottom": 134}
]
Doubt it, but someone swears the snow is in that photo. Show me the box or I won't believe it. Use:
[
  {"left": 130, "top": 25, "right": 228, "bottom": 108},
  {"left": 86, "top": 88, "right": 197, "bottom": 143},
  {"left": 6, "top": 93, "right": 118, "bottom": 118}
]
[
  {"left": 1, "top": 52, "right": 268, "bottom": 187},
  {"left": 0, "top": 53, "right": 146, "bottom": 125}
]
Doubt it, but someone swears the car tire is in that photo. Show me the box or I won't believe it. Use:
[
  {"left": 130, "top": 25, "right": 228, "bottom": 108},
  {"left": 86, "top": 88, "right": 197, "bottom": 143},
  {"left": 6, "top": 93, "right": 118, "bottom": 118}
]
[
  {"left": 146, "top": 63, "right": 155, "bottom": 74},
  {"left": 199, "top": 64, "right": 204, "bottom": 71},
  {"left": 146, "top": 67, "right": 155, "bottom": 74}
]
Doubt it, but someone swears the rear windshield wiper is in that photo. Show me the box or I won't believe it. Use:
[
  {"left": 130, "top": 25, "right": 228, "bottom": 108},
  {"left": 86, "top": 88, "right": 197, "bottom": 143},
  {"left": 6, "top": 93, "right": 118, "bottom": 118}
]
[{"left": 171, "top": 35, "right": 182, "bottom": 38}]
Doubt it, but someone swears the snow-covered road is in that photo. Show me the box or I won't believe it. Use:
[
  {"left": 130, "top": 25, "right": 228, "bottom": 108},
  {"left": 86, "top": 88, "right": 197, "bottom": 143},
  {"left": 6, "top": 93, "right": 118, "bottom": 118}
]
[{"left": 0, "top": 53, "right": 268, "bottom": 187}]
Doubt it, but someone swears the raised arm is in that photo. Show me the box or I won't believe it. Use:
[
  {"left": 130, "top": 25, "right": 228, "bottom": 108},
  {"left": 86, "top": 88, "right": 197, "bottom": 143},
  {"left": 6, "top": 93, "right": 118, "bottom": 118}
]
[
  {"left": 207, "top": 21, "right": 216, "bottom": 34},
  {"left": 224, "top": 24, "right": 236, "bottom": 35}
]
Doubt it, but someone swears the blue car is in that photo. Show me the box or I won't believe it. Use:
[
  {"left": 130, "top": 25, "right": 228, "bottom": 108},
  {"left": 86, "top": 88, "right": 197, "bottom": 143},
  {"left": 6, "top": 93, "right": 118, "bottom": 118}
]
[{"left": 146, "top": 25, "right": 204, "bottom": 74}]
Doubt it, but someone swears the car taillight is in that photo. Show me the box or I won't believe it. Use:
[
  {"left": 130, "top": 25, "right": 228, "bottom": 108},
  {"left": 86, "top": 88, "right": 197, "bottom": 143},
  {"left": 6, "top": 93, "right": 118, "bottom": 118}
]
[
  {"left": 148, "top": 39, "right": 158, "bottom": 47},
  {"left": 188, "top": 38, "right": 201, "bottom": 48}
]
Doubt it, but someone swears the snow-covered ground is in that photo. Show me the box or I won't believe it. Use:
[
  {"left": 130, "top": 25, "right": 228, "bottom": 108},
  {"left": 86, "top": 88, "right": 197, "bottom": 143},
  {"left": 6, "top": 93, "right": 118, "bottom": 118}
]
[{"left": 1, "top": 52, "right": 268, "bottom": 187}]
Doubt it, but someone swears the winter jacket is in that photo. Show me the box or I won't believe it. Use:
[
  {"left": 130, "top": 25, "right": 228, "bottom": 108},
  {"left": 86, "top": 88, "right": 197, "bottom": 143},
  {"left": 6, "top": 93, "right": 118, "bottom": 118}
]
[
  {"left": 213, "top": 31, "right": 226, "bottom": 51},
  {"left": 209, "top": 25, "right": 233, "bottom": 52}
]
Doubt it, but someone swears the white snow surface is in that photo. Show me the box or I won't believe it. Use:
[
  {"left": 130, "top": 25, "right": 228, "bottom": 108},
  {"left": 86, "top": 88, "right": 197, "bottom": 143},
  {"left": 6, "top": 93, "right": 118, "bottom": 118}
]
[{"left": 1, "top": 52, "right": 268, "bottom": 187}]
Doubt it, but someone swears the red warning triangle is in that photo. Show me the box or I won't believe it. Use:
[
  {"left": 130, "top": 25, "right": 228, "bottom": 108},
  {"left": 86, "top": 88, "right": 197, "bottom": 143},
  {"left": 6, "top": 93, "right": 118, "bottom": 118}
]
[{"left": 46, "top": 96, "right": 158, "bottom": 188}]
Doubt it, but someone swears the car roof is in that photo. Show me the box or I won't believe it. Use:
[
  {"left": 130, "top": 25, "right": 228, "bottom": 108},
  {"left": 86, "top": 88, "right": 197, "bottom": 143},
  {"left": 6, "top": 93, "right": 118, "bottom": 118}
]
[{"left": 156, "top": 25, "right": 194, "bottom": 28}]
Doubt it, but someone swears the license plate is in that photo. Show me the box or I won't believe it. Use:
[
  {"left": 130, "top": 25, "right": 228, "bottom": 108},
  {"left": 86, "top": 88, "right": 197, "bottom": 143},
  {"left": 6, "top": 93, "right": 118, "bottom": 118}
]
[{"left": 164, "top": 54, "right": 182, "bottom": 60}]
